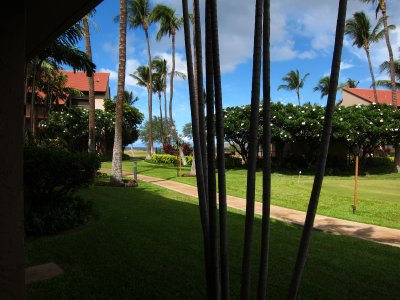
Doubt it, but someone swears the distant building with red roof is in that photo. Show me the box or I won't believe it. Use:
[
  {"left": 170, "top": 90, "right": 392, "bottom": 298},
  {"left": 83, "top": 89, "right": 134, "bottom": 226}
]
[
  {"left": 340, "top": 88, "right": 400, "bottom": 107},
  {"left": 62, "top": 70, "right": 110, "bottom": 110},
  {"left": 25, "top": 70, "right": 111, "bottom": 129}
]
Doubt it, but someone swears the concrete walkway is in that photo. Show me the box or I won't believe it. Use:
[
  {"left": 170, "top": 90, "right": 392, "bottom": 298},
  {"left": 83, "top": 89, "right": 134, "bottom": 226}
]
[{"left": 101, "top": 169, "right": 400, "bottom": 248}]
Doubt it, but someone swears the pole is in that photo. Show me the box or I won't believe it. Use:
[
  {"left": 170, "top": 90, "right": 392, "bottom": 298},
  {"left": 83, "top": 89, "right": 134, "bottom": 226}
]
[
  {"left": 353, "top": 154, "right": 359, "bottom": 214},
  {"left": 134, "top": 160, "right": 137, "bottom": 182}
]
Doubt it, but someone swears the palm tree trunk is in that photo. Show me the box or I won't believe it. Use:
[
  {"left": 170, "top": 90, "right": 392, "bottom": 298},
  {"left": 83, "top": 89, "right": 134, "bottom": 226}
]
[
  {"left": 205, "top": 0, "right": 219, "bottom": 298},
  {"left": 182, "top": 0, "right": 212, "bottom": 297},
  {"left": 83, "top": 16, "right": 96, "bottom": 153},
  {"left": 240, "top": 0, "right": 263, "bottom": 298},
  {"left": 194, "top": 0, "right": 208, "bottom": 196},
  {"left": 111, "top": 0, "right": 127, "bottom": 182},
  {"left": 163, "top": 83, "right": 169, "bottom": 144},
  {"left": 170, "top": 33, "right": 177, "bottom": 141},
  {"left": 257, "top": 0, "right": 271, "bottom": 299},
  {"left": 381, "top": 6, "right": 397, "bottom": 107},
  {"left": 287, "top": 0, "right": 347, "bottom": 298},
  {"left": 145, "top": 28, "right": 153, "bottom": 159},
  {"left": 189, "top": 0, "right": 198, "bottom": 177},
  {"left": 210, "top": 0, "right": 230, "bottom": 297},
  {"left": 159, "top": 92, "right": 165, "bottom": 146},
  {"left": 296, "top": 89, "right": 301, "bottom": 106},
  {"left": 365, "top": 46, "right": 378, "bottom": 103}
]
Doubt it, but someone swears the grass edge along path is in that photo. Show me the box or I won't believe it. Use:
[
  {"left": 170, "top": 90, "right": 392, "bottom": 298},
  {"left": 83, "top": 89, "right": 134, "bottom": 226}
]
[
  {"left": 101, "top": 160, "right": 400, "bottom": 229},
  {"left": 101, "top": 167, "right": 400, "bottom": 248}
]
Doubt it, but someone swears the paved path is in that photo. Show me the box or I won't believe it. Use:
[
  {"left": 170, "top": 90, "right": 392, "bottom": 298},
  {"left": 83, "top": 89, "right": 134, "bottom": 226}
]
[{"left": 101, "top": 169, "right": 400, "bottom": 248}]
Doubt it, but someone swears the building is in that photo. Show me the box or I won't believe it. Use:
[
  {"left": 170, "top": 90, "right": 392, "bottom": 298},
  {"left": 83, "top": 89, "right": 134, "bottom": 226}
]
[
  {"left": 340, "top": 88, "right": 400, "bottom": 107},
  {"left": 25, "top": 70, "right": 110, "bottom": 129},
  {"left": 62, "top": 70, "right": 110, "bottom": 110}
]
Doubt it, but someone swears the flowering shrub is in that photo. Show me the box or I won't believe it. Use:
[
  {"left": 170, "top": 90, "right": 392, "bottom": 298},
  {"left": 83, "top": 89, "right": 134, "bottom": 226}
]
[
  {"left": 150, "top": 154, "right": 192, "bottom": 166},
  {"left": 224, "top": 102, "right": 400, "bottom": 168}
]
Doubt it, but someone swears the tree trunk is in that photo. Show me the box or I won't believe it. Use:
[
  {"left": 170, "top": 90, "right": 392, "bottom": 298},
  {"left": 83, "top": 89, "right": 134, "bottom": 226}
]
[
  {"left": 381, "top": 6, "right": 397, "bottom": 107},
  {"left": 163, "top": 81, "right": 169, "bottom": 144},
  {"left": 393, "top": 146, "right": 400, "bottom": 173},
  {"left": 205, "top": 0, "right": 219, "bottom": 297},
  {"left": 287, "top": 0, "right": 347, "bottom": 298},
  {"left": 159, "top": 92, "right": 164, "bottom": 146},
  {"left": 83, "top": 16, "right": 96, "bottom": 153},
  {"left": 210, "top": 0, "right": 230, "bottom": 296},
  {"left": 145, "top": 28, "right": 153, "bottom": 159},
  {"left": 170, "top": 33, "right": 177, "bottom": 141},
  {"left": 257, "top": 0, "right": 271, "bottom": 298},
  {"left": 111, "top": 0, "right": 127, "bottom": 182},
  {"left": 182, "top": 0, "right": 212, "bottom": 297},
  {"left": 240, "top": 0, "right": 263, "bottom": 298},
  {"left": 296, "top": 89, "right": 301, "bottom": 106},
  {"left": 190, "top": 152, "right": 196, "bottom": 175},
  {"left": 365, "top": 46, "right": 378, "bottom": 103}
]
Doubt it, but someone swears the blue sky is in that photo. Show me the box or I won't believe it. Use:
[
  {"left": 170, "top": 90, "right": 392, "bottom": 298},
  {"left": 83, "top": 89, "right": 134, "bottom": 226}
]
[{"left": 73, "top": 0, "right": 400, "bottom": 146}]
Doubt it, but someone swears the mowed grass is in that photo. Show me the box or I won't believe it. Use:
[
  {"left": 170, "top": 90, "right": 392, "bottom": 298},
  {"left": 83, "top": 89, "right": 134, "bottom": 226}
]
[
  {"left": 26, "top": 182, "right": 400, "bottom": 299},
  {"left": 102, "top": 160, "right": 400, "bottom": 229}
]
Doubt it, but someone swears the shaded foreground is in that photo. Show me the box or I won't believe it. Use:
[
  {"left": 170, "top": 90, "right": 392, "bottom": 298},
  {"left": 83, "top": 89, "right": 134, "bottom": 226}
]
[{"left": 26, "top": 182, "right": 400, "bottom": 299}]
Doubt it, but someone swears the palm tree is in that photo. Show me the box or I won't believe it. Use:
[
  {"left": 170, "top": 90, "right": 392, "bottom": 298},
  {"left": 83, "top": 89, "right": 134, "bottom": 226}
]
[
  {"left": 127, "top": 0, "right": 154, "bottom": 159},
  {"left": 82, "top": 11, "right": 96, "bottom": 153},
  {"left": 313, "top": 76, "right": 331, "bottom": 99},
  {"left": 152, "top": 57, "right": 169, "bottom": 143},
  {"left": 111, "top": 0, "right": 127, "bottom": 183},
  {"left": 378, "top": 53, "right": 400, "bottom": 88},
  {"left": 150, "top": 4, "right": 184, "bottom": 143},
  {"left": 339, "top": 78, "right": 360, "bottom": 89},
  {"left": 277, "top": 69, "right": 310, "bottom": 106},
  {"left": 287, "top": 0, "right": 348, "bottom": 298},
  {"left": 345, "top": 11, "right": 393, "bottom": 102},
  {"left": 130, "top": 65, "right": 151, "bottom": 95},
  {"left": 360, "top": 0, "right": 397, "bottom": 107},
  {"left": 27, "top": 23, "right": 95, "bottom": 136}
]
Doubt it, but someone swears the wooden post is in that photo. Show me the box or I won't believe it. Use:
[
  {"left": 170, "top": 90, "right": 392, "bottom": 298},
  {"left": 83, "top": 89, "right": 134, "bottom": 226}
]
[
  {"left": 353, "top": 154, "right": 359, "bottom": 214},
  {"left": 133, "top": 160, "right": 137, "bottom": 182}
]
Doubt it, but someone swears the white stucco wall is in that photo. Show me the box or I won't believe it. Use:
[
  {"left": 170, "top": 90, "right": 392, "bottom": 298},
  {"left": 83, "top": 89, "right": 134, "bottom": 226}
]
[{"left": 340, "top": 91, "right": 370, "bottom": 107}]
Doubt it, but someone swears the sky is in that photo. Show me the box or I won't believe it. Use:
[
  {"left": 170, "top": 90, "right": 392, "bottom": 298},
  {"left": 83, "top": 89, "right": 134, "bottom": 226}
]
[{"left": 73, "top": 0, "right": 400, "bottom": 147}]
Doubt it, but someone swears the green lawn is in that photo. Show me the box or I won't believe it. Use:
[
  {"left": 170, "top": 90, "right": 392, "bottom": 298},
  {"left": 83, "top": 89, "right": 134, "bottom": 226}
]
[
  {"left": 102, "top": 160, "right": 400, "bottom": 229},
  {"left": 26, "top": 182, "right": 400, "bottom": 299}
]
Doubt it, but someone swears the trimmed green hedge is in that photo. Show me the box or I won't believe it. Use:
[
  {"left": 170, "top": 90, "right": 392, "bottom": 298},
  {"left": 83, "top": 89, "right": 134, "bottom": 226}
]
[{"left": 150, "top": 154, "right": 193, "bottom": 166}]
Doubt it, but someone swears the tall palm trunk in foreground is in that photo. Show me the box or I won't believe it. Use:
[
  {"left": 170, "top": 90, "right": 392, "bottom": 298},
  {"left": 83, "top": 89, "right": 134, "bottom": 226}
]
[
  {"left": 83, "top": 15, "right": 96, "bottom": 153},
  {"left": 240, "top": 0, "right": 263, "bottom": 298},
  {"left": 257, "top": 0, "right": 272, "bottom": 298},
  {"left": 182, "top": 0, "right": 213, "bottom": 297},
  {"left": 287, "top": 0, "right": 347, "bottom": 298},
  {"left": 111, "top": 0, "right": 127, "bottom": 182}
]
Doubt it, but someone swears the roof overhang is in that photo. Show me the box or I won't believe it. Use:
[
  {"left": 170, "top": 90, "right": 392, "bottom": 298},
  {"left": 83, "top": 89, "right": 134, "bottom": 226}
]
[{"left": 26, "top": 0, "right": 103, "bottom": 59}]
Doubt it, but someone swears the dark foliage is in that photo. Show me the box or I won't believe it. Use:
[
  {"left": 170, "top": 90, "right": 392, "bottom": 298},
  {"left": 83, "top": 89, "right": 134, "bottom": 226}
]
[{"left": 24, "top": 146, "right": 100, "bottom": 235}]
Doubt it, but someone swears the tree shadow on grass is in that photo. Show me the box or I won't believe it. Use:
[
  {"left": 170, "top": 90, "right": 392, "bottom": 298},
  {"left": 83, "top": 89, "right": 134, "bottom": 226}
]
[{"left": 26, "top": 184, "right": 400, "bottom": 300}]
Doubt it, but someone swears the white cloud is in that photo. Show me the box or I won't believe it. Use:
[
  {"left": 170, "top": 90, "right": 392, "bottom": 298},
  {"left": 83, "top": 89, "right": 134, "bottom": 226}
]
[
  {"left": 99, "top": 68, "right": 117, "bottom": 80},
  {"left": 340, "top": 62, "right": 354, "bottom": 70}
]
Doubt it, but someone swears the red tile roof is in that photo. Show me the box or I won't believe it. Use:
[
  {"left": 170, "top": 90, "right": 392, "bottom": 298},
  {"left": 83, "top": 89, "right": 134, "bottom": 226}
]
[
  {"left": 61, "top": 70, "right": 109, "bottom": 93},
  {"left": 343, "top": 88, "right": 400, "bottom": 106}
]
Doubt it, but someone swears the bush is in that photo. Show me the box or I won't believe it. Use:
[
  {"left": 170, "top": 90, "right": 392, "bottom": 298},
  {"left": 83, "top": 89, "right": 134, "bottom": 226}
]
[
  {"left": 223, "top": 155, "right": 243, "bottom": 169},
  {"left": 150, "top": 154, "right": 192, "bottom": 166},
  {"left": 363, "top": 156, "right": 394, "bottom": 174},
  {"left": 24, "top": 146, "right": 100, "bottom": 236}
]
